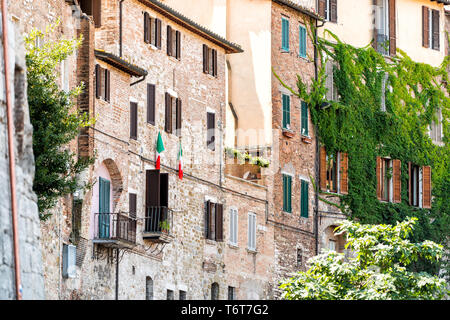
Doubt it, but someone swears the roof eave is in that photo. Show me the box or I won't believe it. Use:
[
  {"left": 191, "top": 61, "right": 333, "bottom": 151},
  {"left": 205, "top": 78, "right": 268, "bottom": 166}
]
[{"left": 94, "top": 50, "right": 148, "bottom": 77}]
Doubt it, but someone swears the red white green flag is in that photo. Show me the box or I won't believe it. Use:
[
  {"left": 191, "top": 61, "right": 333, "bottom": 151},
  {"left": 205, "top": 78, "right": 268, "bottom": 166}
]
[
  {"left": 156, "top": 132, "right": 164, "bottom": 170},
  {"left": 178, "top": 141, "right": 183, "bottom": 180}
]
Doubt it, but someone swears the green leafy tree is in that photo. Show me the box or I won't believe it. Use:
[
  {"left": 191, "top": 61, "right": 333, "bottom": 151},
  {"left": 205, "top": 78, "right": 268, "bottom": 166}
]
[
  {"left": 280, "top": 218, "right": 448, "bottom": 300},
  {"left": 25, "top": 21, "right": 94, "bottom": 219}
]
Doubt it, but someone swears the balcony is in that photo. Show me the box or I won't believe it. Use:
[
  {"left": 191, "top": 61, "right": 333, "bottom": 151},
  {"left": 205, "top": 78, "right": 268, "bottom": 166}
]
[
  {"left": 143, "top": 206, "right": 174, "bottom": 243},
  {"left": 93, "top": 212, "right": 137, "bottom": 248}
]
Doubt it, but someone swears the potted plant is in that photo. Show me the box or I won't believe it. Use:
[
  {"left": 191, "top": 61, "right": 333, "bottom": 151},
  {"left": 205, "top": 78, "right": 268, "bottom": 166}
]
[{"left": 159, "top": 220, "right": 170, "bottom": 234}]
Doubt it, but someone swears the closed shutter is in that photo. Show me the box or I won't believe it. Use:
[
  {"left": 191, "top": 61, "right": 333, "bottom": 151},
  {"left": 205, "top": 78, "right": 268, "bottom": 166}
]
[
  {"left": 144, "top": 12, "right": 150, "bottom": 43},
  {"left": 423, "top": 6, "right": 430, "bottom": 48},
  {"left": 388, "top": 0, "right": 396, "bottom": 56},
  {"left": 283, "top": 175, "right": 292, "bottom": 213},
  {"left": 165, "top": 93, "right": 172, "bottom": 133},
  {"left": 318, "top": 0, "right": 326, "bottom": 18},
  {"left": 432, "top": 10, "right": 440, "bottom": 50},
  {"left": 301, "top": 180, "right": 309, "bottom": 218},
  {"left": 282, "top": 18, "right": 289, "bottom": 51},
  {"left": 146, "top": 170, "right": 161, "bottom": 208},
  {"left": 248, "top": 213, "right": 256, "bottom": 250},
  {"left": 147, "top": 84, "right": 155, "bottom": 125},
  {"left": 176, "top": 98, "right": 182, "bottom": 135},
  {"left": 208, "top": 201, "right": 215, "bottom": 240},
  {"left": 207, "top": 112, "right": 215, "bottom": 151},
  {"left": 156, "top": 19, "right": 162, "bottom": 49},
  {"left": 104, "top": 69, "right": 110, "bottom": 102},
  {"left": 129, "top": 193, "right": 137, "bottom": 219},
  {"left": 229, "top": 209, "right": 237, "bottom": 245},
  {"left": 95, "top": 64, "right": 101, "bottom": 98},
  {"left": 340, "top": 152, "right": 348, "bottom": 195},
  {"left": 330, "top": 0, "right": 337, "bottom": 23},
  {"left": 282, "top": 94, "right": 290, "bottom": 129},
  {"left": 376, "top": 157, "right": 382, "bottom": 200},
  {"left": 130, "top": 102, "right": 138, "bottom": 140},
  {"left": 422, "top": 166, "right": 431, "bottom": 208},
  {"left": 215, "top": 203, "right": 223, "bottom": 242},
  {"left": 301, "top": 101, "right": 308, "bottom": 136},
  {"left": 212, "top": 49, "right": 217, "bottom": 77},
  {"left": 205, "top": 201, "right": 211, "bottom": 239},
  {"left": 203, "top": 45, "right": 209, "bottom": 74},
  {"left": 408, "top": 162, "right": 412, "bottom": 205},
  {"left": 176, "top": 31, "right": 181, "bottom": 59},
  {"left": 392, "top": 159, "right": 401, "bottom": 203},
  {"left": 167, "top": 25, "right": 173, "bottom": 56},
  {"left": 320, "top": 147, "right": 327, "bottom": 191},
  {"left": 299, "top": 25, "right": 306, "bottom": 58},
  {"left": 93, "top": 0, "right": 102, "bottom": 28}
]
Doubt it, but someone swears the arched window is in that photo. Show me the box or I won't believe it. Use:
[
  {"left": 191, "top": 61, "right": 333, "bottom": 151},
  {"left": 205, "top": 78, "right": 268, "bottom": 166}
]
[
  {"left": 145, "top": 276, "right": 153, "bottom": 300},
  {"left": 211, "top": 282, "right": 219, "bottom": 300}
]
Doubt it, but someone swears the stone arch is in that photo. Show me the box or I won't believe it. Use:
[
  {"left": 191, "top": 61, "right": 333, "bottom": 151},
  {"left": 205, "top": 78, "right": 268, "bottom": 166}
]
[
  {"left": 102, "top": 158, "right": 123, "bottom": 209},
  {"left": 323, "top": 224, "right": 346, "bottom": 253}
]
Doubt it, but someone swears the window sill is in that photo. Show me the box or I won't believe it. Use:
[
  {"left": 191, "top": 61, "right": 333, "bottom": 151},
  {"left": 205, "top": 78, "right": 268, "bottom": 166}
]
[
  {"left": 168, "top": 55, "right": 180, "bottom": 62},
  {"left": 280, "top": 48, "right": 290, "bottom": 53},
  {"left": 282, "top": 129, "right": 295, "bottom": 138},
  {"left": 246, "top": 248, "right": 257, "bottom": 254},
  {"left": 228, "top": 243, "right": 239, "bottom": 250},
  {"left": 301, "top": 135, "right": 312, "bottom": 144},
  {"left": 148, "top": 44, "right": 159, "bottom": 51},
  {"left": 205, "top": 238, "right": 219, "bottom": 245}
]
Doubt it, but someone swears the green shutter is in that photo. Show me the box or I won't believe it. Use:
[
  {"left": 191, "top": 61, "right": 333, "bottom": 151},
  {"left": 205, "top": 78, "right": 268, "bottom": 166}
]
[
  {"left": 301, "top": 180, "right": 309, "bottom": 218},
  {"left": 282, "top": 94, "right": 290, "bottom": 129},
  {"left": 299, "top": 25, "right": 306, "bottom": 58},
  {"left": 282, "top": 17, "right": 289, "bottom": 51},
  {"left": 98, "top": 177, "right": 111, "bottom": 238},
  {"left": 301, "top": 101, "right": 308, "bottom": 136},
  {"left": 283, "top": 174, "right": 292, "bottom": 213}
]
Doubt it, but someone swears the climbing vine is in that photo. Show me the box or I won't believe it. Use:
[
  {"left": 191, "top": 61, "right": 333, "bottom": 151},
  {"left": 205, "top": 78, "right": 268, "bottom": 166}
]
[{"left": 277, "top": 24, "right": 449, "bottom": 276}]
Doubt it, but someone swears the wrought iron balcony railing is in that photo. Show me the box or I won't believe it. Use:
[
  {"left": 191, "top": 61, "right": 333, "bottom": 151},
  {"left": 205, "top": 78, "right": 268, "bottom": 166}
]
[
  {"left": 143, "top": 206, "right": 173, "bottom": 243},
  {"left": 93, "top": 212, "right": 137, "bottom": 246}
]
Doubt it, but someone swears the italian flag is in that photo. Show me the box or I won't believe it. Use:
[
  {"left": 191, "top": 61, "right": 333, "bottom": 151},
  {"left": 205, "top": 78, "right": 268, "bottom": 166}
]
[
  {"left": 156, "top": 132, "right": 164, "bottom": 170},
  {"left": 178, "top": 141, "right": 183, "bottom": 180}
]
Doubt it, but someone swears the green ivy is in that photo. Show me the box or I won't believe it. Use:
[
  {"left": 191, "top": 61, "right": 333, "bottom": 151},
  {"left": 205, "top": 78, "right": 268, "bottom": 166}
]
[{"left": 276, "top": 25, "right": 449, "bottom": 275}]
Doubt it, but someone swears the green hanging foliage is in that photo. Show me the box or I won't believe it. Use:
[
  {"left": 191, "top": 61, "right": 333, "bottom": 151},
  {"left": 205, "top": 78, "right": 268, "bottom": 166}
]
[{"left": 276, "top": 24, "right": 449, "bottom": 275}]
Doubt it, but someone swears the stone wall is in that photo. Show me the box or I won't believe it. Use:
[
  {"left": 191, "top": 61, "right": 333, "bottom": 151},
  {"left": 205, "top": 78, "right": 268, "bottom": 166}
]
[{"left": 0, "top": 16, "right": 44, "bottom": 300}]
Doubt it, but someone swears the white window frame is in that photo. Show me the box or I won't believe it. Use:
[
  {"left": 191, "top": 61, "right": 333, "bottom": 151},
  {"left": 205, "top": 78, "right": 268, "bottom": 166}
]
[
  {"left": 229, "top": 207, "right": 238, "bottom": 246},
  {"left": 247, "top": 212, "right": 256, "bottom": 251}
]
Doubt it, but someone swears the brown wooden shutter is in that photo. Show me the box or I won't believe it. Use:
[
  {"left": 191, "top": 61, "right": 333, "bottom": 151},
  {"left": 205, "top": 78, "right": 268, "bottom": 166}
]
[
  {"left": 318, "top": 0, "right": 326, "bottom": 17},
  {"left": 388, "top": 0, "right": 396, "bottom": 56},
  {"left": 340, "top": 152, "right": 348, "bottom": 195},
  {"left": 130, "top": 102, "right": 138, "bottom": 140},
  {"left": 176, "top": 31, "right": 181, "bottom": 59},
  {"left": 392, "top": 159, "right": 401, "bottom": 203},
  {"left": 320, "top": 146, "right": 327, "bottom": 191},
  {"left": 330, "top": 0, "right": 337, "bottom": 23},
  {"left": 165, "top": 93, "right": 172, "bottom": 133},
  {"left": 93, "top": 0, "right": 102, "bottom": 28},
  {"left": 376, "top": 156, "right": 382, "bottom": 200},
  {"left": 422, "top": 166, "right": 431, "bottom": 208},
  {"left": 144, "top": 12, "right": 149, "bottom": 43},
  {"left": 147, "top": 84, "right": 155, "bottom": 125},
  {"left": 203, "top": 44, "right": 208, "bottom": 73},
  {"left": 212, "top": 49, "right": 217, "bottom": 77},
  {"left": 104, "top": 69, "right": 110, "bottom": 102},
  {"left": 215, "top": 203, "right": 223, "bottom": 242},
  {"left": 146, "top": 170, "right": 160, "bottom": 207},
  {"left": 176, "top": 98, "right": 182, "bottom": 134},
  {"left": 407, "top": 162, "right": 413, "bottom": 205},
  {"left": 205, "top": 201, "right": 211, "bottom": 239},
  {"left": 432, "top": 10, "right": 440, "bottom": 50},
  {"left": 167, "top": 25, "right": 172, "bottom": 56},
  {"left": 156, "top": 19, "right": 162, "bottom": 49},
  {"left": 129, "top": 193, "right": 137, "bottom": 219},
  {"left": 423, "top": 6, "right": 430, "bottom": 48},
  {"left": 95, "top": 64, "right": 101, "bottom": 98}
]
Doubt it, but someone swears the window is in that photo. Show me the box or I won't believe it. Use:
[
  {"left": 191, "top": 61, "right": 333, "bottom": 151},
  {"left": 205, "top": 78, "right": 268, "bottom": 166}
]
[
  {"left": 375, "top": 0, "right": 396, "bottom": 56},
  {"left": 248, "top": 212, "right": 256, "bottom": 251},
  {"left": 165, "top": 93, "right": 182, "bottom": 136},
  {"left": 296, "top": 248, "right": 302, "bottom": 267},
  {"left": 203, "top": 45, "right": 217, "bottom": 76},
  {"left": 130, "top": 102, "right": 138, "bottom": 140},
  {"left": 145, "top": 170, "right": 169, "bottom": 233},
  {"left": 167, "top": 26, "right": 181, "bottom": 59},
  {"left": 325, "top": 59, "right": 338, "bottom": 101},
  {"left": 430, "top": 109, "right": 443, "bottom": 143},
  {"left": 301, "top": 101, "right": 308, "bottom": 136},
  {"left": 229, "top": 208, "right": 238, "bottom": 246},
  {"left": 145, "top": 277, "right": 153, "bottom": 300},
  {"left": 423, "top": 6, "right": 440, "bottom": 51},
  {"left": 179, "top": 290, "right": 186, "bottom": 300},
  {"left": 376, "top": 157, "right": 401, "bottom": 203},
  {"left": 299, "top": 25, "right": 307, "bottom": 58},
  {"left": 211, "top": 283, "right": 219, "bottom": 300},
  {"left": 129, "top": 193, "right": 137, "bottom": 219},
  {"left": 144, "top": 13, "right": 162, "bottom": 48},
  {"left": 329, "top": 239, "right": 336, "bottom": 251},
  {"left": 300, "top": 180, "right": 309, "bottom": 218},
  {"left": 320, "top": 147, "right": 348, "bottom": 194},
  {"left": 167, "top": 289, "right": 174, "bottom": 300},
  {"left": 207, "top": 112, "right": 216, "bottom": 151},
  {"left": 95, "top": 64, "right": 110, "bottom": 102},
  {"left": 98, "top": 177, "right": 111, "bottom": 238},
  {"left": 408, "top": 163, "right": 431, "bottom": 209},
  {"left": 281, "top": 17, "right": 289, "bottom": 51},
  {"left": 79, "top": 0, "right": 101, "bottom": 27},
  {"left": 380, "top": 72, "right": 389, "bottom": 112},
  {"left": 282, "top": 94, "right": 290, "bottom": 130},
  {"left": 205, "top": 201, "right": 223, "bottom": 241},
  {"left": 319, "top": 0, "right": 337, "bottom": 23},
  {"left": 147, "top": 84, "right": 156, "bottom": 125},
  {"left": 228, "top": 286, "right": 235, "bottom": 300},
  {"left": 282, "top": 174, "right": 292, "bottom": 213}
]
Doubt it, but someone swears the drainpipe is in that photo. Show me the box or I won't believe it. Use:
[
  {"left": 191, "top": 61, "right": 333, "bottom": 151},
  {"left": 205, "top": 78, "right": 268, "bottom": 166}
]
[
  {"left": 119, "top": 0, "right": 124, "bottom": 57},
  {"left": 115, "top": 248, "right": 119, "bottom": 300},
  {"left": 1, "top": 0, "right": 22, "bottom": 300}
]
